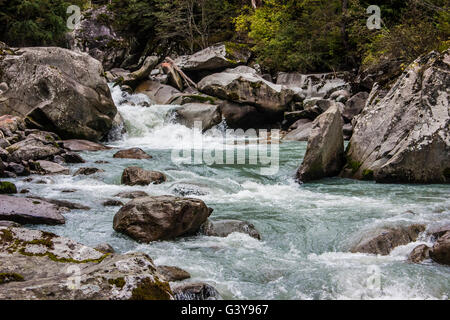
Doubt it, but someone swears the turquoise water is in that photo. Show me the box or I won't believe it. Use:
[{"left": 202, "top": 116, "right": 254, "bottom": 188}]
[{"left": 8, "top": 86, "right": 449, "bottom": 300}]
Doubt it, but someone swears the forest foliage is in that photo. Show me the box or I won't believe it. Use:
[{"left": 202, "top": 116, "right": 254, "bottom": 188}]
[{"left": 0, "top": 0, "right": 448, "bottom": 73}]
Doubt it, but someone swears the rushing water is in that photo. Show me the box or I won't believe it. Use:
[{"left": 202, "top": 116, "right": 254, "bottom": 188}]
[{"left": 8, "top": 85, "right": 450, "bottom": 300}]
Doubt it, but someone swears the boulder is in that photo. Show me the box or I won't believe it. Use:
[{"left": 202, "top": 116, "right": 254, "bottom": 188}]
[
  {"left": 174, "top": 43, "right": 251, "bottom": 73},
  {"left": 430, "top": 231, "right": 450, "bottom": 266},
  {"left": 33, "top": 160, "right": 69, "bottom": 175},
  {"left": 121, "top": 167, "right": 167, "bottom": 186},
  {"left": 0, "top": 115, "right": 25, "bottom": 137},
  {"left": 296, "top": 104, "right": 345, "bottom": 182},
  {"left": 94, "top": 243, "right": 115, "bottom": 254},
  {"left": 135, "top": 80, "right": 181, "bottom": 105},
  {"left": 162, "top": 61, "right": 184, "bottom": 91},
  {"left": 0, "top": 181, "right": 17, "bottom": 194},
  {"left": 0, "top": 47, "right": 117, "bottom": 141},
  {"left": 0, "top": 227, "right": 173, "bottom": 300},
  {"left": 118, "top": 56, "right": 159, "bottom": 88},
  {"left": 114, "top": 191, "right": 149, "bottom": 199},
  {"left": 172, "top": 282, "right": 221, "bottom": 300},
  {"left": 113, "top": 148, "right": 152, "bottom": 160},
  {"left": 171, "top": 103, "right": 222, "bottom": 131},
  {"left": 26, "top": 196, "right": 90, "bottom": 211},
  {"left": 283, "top": 120, "right": 313, "bottom": 142},
  {"left": 200, "top": 219, "right": 261, "bottom": 240},
  {"left": 198, "top": 66, "right": 294, "bottom": 114},
  {"left": 407, "top": 244, "right": 431, "bottom": 263},
  {"left": 343, "top": 92, "right": 369, "bottom": 122},
  {"left": 67, "top": 5, "right": 130, "bottom": 70},
  {"left": 219, "top": 101, "right": 268, "bottom": 130},
  {"left": 0, "top": 195, "right": 65, "bottom": 225},
  {"left": 62, "top": 139, "right": 111, "bottom": 152},
  {"left": 156, "top": 266, "right": 191, "bottom": 282},
  {"left": 342, "top": 50, "right": 450, "bottom": 183},
  {"left": 350, "top": 224, "right": 426, "bottom": 255},
  {"left": 113, "top": 196, "right": 212, "bottom": 243},
  {"left": 73, "top": 167, "right": 104, "bottom": 176}
]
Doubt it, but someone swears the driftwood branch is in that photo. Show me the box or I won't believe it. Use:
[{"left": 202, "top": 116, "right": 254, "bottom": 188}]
[{"left": 165, "top": 57, "right": 198, "bottom": 89}]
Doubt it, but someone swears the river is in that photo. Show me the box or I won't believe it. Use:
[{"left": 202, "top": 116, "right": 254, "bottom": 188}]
[{"left": 10, "top": 85, "right": 449, "bottom": 300}]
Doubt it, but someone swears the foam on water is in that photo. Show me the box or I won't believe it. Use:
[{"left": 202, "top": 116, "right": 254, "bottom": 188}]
[{"left": 7, "top": 85, "right": 448, "bottom": 300}]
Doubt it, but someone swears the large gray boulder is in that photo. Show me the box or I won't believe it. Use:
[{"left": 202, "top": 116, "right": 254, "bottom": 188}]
[
  {"left": 343, "top": 50, "right": 450, "bottom": 183},
  {"left": 296, "top": 104, "right": 345, "bottom": 182},
  {"left": 113, "top": 196, "right": 212, "bottom": 243},
  {"left": 0, "top": 46, "right": 117, "bottom": 141},
  {"left": 174, "top": 43, "right": 251, "bottom": 73},
  {"left": 343, "top": 92, "right": 369, "bottom": 122},
  {"left": 0, "top": 195, "right": 65, "bottom": 225},
  {"left": 171, "top": 103, "right": 222, "bottom": 131},
  {"left": 67, "top": 5, "right": 130, "bottom": 70},
  {"left": 198, "top": 66, "right": 294, "bottom": 114},
  {"left": 6, "top": 132, "right": 63, "bottom": 162},
  {"left": 200, "top": 219, "right": 261, "bottom": 240},
  {"left": 0, "top": 227, "right": 173, "bottom": 300}
]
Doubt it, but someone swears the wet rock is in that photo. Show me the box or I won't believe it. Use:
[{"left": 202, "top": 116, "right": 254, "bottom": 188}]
[
  {"left": 114, "top": 191, "right": 149, "bottom": 199},
  {"left": 135, "top": 80, "right": 181, "bottom": 105},
  {"left": 6, "top": 133, "right": 63, "bottom": 162},
  {"left": 62, "top": 139, "right": 111, "bottom": 152},
  {"left": 172, "top": 185, "right": 208, "bottom": 197},
  {"left": 0, "top": 227, "right": 173, "bottom": 300},
  {"left": 33, "top": 160, "right": 69, "bottom": 175},
  {"left": 73, "top": 167, "right": 105, "bottom": 176},
  {"left": 0, "top": 195, "right": 65, "bottom": 225},
  {"left": 19, "top": 189, "right": 29, "bottom": 194},
  {"left": 200, "top": 219, "right": 261, "bottom": 240},
  {"left": 61, "top": 189, "right": 77, "bottom": 193},
  {"left": 296, "top": 104, "right": 345, "bottom": 182},
  {"left": 121, "top": 167, "right": 166, "bottom": 186},
  {"left": 157, "top": 266, "right": 191, "bottom": 282},
  {"left": 113, "top": 196, "right": 212, "bottom": 243},
  {"left": 113, "top": 148, "right": 152, "bottom": 160},
  {"left": 118, "top": 56, "right": 159, "bottom": 88},
  {"left": 427, "top": 223, "right": 450, "bottom": 239},
  {"left": 330, "top": 89, "right": 351, "bottom": 103},
  {"left": 103, "top": 199, "right": 124, "bottom": 207},
  {"left": 343, "top": 49, "right": 450, "bottom": 183},
  {"left": 6, "top": 163, "right": 29, "bottom": 176},
  {"left": 276, "top": 72, "right": 350, "bottom": 100},
  {"left": 430, "top": 231, "right": 450, "bottom": 266},
  {"left": 408, "top": 244, "right": 431, "bottom": 263},
  {"left": 172, "top": 282, "right": 221, "bottom": 300},
  {"left": 94, "top": 243, "right": 115, "bottom": 254},
  {"left": 343, "top": 92, "right": 369, "bottom": 122},
  {"left": 26, "top": 196, "right": 90, "bottom": 211},
  {"left": 0, "top": 181, "right": 17, "bottom": 194},
  {"left": 198, "top": 66, "right": 294, "bottom": 114},
  {"left": 171, "top": 103, "right": 222, "bottom": 131},
  {"left": 350, "top": 224, "right": 426, "bottom": 255},
  {"left": 219, "top": 101, "right": 268, "bottom": 130},
  {"left": 0, "top": 47, "right": 117, "bottom": 141}
]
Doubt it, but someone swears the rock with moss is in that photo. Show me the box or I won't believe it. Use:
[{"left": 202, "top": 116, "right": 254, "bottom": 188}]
[
  {"left": 342, "top": 49, "right": 450, "bottom": 183},
  {"left": 296, "top": 104, "right": 345, "bottom": 182},
  {"left": 113, "top": 195, "right": 212, "bottom": 243},
  {"left": 0, "top": 226, "right": 173, "bottom": 299},
  {"left": 0, "top": 181, "right": 17, "bottom": 194}
]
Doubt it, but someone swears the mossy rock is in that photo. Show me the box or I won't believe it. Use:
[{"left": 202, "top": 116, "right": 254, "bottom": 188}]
[
  {"left": 0, "top": 181, "right": 17, "bottom": 194},
  {"left": 0, "top": 273, "right": 24, "bottom": 285},
  {"left": 130, "top": 277, "right": 172, "bottom": 300}
]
